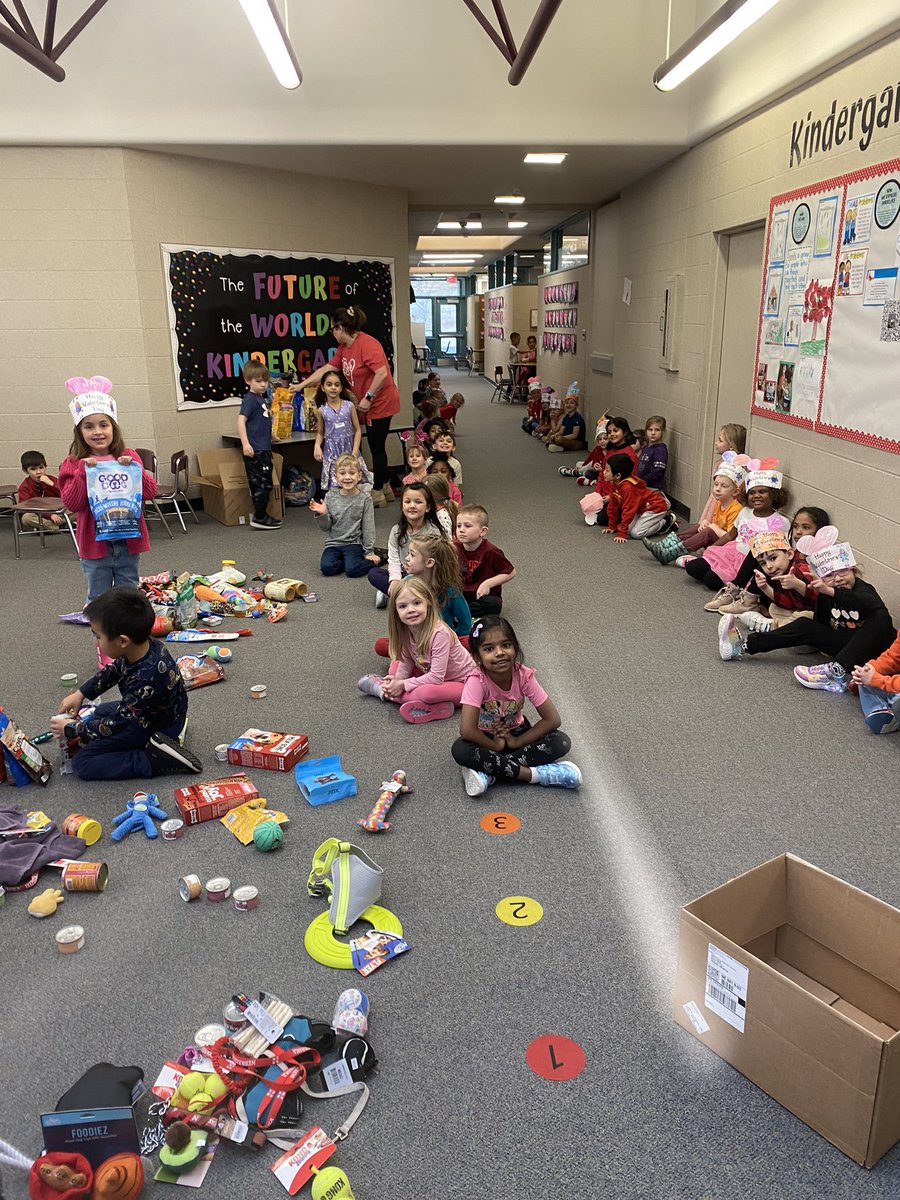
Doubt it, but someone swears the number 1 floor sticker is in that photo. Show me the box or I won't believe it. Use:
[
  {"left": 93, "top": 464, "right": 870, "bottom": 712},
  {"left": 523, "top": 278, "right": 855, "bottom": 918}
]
[
  {"left": 526, "top": 1035, "right": 586, "bottom": 1081},
  {"left": 495, "top": 895, "right": 543, "bottom": 926}
]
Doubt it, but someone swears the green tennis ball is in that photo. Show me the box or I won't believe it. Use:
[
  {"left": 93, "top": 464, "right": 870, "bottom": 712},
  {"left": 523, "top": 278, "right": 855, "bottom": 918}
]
[
  {"left": 253, "top": 820, "right": 284, "bottom": 852},
  {"left": 312, "top": 1166, "right": 356, "bottom": 1200},
  {"left": 178, "top": 1072, "right": 207, "bottom": 1100},
  {"left": 205, "top": 1075, "right": 228, "bottom": 1101}
]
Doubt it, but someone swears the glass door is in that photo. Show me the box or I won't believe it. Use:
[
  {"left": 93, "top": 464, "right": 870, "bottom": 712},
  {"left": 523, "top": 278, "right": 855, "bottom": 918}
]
[{"left": 431, "top": 299, "right": 464, "bottom": 362}]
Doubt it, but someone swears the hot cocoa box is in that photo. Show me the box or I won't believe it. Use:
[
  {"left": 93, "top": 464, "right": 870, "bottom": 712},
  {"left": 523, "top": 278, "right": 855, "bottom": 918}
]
[
  {"left": 174, "top": 773, "right": 259, "bottom": 825},
  {"left": 227, "top": 729, "right": 310, "bottom": 773}
]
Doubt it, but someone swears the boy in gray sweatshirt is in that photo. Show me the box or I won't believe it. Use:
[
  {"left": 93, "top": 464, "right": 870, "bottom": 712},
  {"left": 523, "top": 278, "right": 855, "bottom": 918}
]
[{"left": 309, "top": 453, "right": 379, "bottom": 577}]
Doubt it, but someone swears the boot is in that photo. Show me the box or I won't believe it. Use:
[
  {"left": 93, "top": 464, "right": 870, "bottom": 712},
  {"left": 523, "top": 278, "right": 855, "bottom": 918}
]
[
  {"left": 643, "top": 531, "right": 685, "bottom": 565},
  {"left": 381, "top": 482, "right": 395, "bottom": 504},
  {"left": 719, "top": 588, "right": 765, "bottom": 616}
]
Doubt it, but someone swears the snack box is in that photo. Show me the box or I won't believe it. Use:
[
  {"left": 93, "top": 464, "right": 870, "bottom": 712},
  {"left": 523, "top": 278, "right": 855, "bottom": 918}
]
[
  {"left": 174, "top": 773, "right": 259, "bottom": 825},
  {"left": 227, "top": 729, "right": 310, "bottom": 773}
]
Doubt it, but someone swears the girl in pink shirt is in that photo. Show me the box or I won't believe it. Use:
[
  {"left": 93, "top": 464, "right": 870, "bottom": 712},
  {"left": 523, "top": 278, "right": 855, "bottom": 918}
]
[
  {"left": 357, "top": 577, "right": 475, "bottom": 723},
  {"left": 451, "top": 616, "right": 583, "bottom": 796}
]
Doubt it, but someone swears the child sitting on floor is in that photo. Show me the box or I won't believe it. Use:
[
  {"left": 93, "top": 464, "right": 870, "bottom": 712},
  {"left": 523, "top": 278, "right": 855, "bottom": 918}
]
[
  {"left": 716, "top": 530, "right": 814, "bottom": 655},
  {"left": 402, "top": 441, "right": 430, "bottom": 484},
  {"left": 373, "top": 532, "right": 472, "bottom": 658},
  {"left": 580, "top": 416, "right": 639, "bottom": 526},
  {"left": 852, "top": 580, "right": 900, "bottom": 732},
  {"left": 544, "top": 382, "right": 587, "bottom": 453},
  {"left": 600, "top": 453, "right": 673, "bottom": 543},
  {"left": 49, "top": 586, "right": 200, "bottom": 780},
  {"left": 636, "top": 415, "right": 669, "bottom": 490},
  {"left": 428, "top": 430, "right": 463, "bottom": 487},
  {"left": 367, "top": 482, "right": 446, "bottom": 607},
  {"left": 427, "top": 453, "right": 463, "bottom": 503},
  {"left": 521, "top": 378, "right": 544, "bottom": 435},
  {"left": 450, "top": 615, "right": 582, "bottom": 796},
  {"left": 357, "top": 577, "right": 475, "bottom": 724},
  {"left": 424, "top": 472, "right": 458, "bottom": 537},
  {"left": 18, "top": 449, "right": 65, "bottom": 531},
  {"left": 455, "top": 504, "right": 516, "bottom": 618},
  {"left": 646, "top": 453, "right": 746, "bottom": 565},
  {"left": 559, "top": 414, "right": 608, "bottom": 483},
  {"left": 439, "top": 393, "right": 465, "bottom": 428},
  {"left": 309, "top": 453, "right": 378, "bottom": 578}
]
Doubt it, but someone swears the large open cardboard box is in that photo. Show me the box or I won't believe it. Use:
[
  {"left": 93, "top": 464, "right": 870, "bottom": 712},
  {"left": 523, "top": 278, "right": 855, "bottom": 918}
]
[
  {"left": 194, "top": 448, "right": 284, "bottom": 526},
  {"left": 673, "top": 854, "right": 900, "bottom": 1166}
]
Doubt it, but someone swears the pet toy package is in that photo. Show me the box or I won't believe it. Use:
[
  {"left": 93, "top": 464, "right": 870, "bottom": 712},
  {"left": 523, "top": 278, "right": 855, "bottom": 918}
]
[{"left": 84, "top": 461, "right": 143, "bottom": 541}]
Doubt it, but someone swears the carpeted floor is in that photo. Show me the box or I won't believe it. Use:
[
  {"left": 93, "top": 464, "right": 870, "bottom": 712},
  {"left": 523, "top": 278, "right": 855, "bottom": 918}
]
[{"left": 1, "top": 375, "right": 899, "bottom": 1199}]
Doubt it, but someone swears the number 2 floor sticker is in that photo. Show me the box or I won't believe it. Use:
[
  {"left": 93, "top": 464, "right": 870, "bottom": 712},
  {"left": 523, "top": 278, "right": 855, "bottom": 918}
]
[
  {"left": 526, "top": 1035, "right": 586, "bottom": 1081},
  {"left": 495, "top": 895, "right": 543, "bottom": 926},
  {"left": 480, "top": 811, "right": 521, "bottom": 835}
]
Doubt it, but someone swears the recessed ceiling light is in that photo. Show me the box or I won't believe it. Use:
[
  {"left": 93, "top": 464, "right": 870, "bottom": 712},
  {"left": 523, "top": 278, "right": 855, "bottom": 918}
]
[
  {"left": 494, "top": 194, "right": 525, "bottom": 205},
  {"left": 508, "top": 218, "right": 528, "bottom": 229},
  {"left": 436, "top": 220, "right": 462, "bottom": 230},
  {"left": 422, "top": 255, "right": 481, "bottom": 262},
  {"left": 523, "top": 152, "right": 567, "bottom": 164}
]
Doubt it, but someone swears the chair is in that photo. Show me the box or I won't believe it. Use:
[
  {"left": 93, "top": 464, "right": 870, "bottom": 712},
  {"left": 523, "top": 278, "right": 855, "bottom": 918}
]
[
  {"left": 153, "top": 451, "right": 200, "bottom": 533},
  {"left": 453, "top": 347, "right": 469, "bottom": 371},
  {"left": 135, "top": 448, "right": 174, "bottom": 539},
  {"left": 467, "top": 348, "right": 484, "bottom": 377},
  {"left": 412, "top": 346, "right": 428, "bottom": 373},
  {"left": 490, "top": 366, "right": 514, "bottom": 403},
  {"left": 11, "top": 497, "right": 78, "bottom": 560},
  {"left": 0, "top": 481, "right": 18, "bottom": 515}
]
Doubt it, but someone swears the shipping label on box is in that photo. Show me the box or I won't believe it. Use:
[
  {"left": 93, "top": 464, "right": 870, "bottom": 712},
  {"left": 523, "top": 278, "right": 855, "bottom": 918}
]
[
  {"left": 294, "top": 755, "right": 357, "bottom": 806},
  {"left": 227, "top": 729, "right": 309, "bottom": 773},
  {"left": 174, "top": 773, "right": 259, "bottom": 824}
]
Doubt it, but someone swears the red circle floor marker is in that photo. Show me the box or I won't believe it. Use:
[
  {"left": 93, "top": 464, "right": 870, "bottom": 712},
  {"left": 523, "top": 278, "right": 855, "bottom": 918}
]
[{"left": 526, "top": 1035, "right": 586, "bottom": 1081}]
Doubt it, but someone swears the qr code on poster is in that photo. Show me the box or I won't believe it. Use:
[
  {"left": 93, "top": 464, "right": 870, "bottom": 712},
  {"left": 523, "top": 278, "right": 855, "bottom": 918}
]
[{"left": 881, "top": 300, "right": 900, "bottom": 342}]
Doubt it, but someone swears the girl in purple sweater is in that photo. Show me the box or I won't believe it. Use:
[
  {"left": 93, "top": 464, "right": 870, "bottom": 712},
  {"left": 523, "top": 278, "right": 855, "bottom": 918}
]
[{"left": 636, "top": 415, "right": 668, "bottom": 490}]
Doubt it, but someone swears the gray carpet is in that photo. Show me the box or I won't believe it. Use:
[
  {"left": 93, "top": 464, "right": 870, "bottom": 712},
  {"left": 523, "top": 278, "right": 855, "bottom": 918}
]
[{"left": 1, "top": 376, "right": 899, "bottom": 1199}]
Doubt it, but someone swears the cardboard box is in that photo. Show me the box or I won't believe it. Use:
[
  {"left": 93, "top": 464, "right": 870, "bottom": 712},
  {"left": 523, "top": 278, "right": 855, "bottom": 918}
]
[
  {"left": 41, "top": 1085, "right": 151, "bottom": 1169},
  {"left": 174, "top": 773, "right": 259, "bottom": 825},
  {"left": 227, "top": 729, "right": 310, "bottom": 773},
  {"left": 194, "top": 448, "right": 284, "bottom": 527},
  {"left": 673, "top": 854, "right": 900, "bottom": 1166},
  {"left": 294, "top": 755, "right": 357, "bottom": 806}
]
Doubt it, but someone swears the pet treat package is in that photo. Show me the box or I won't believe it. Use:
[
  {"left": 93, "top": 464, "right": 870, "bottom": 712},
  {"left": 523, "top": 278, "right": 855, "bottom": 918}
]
[{"left": 85, "top": 461, "right": 143, "bottom": 540}]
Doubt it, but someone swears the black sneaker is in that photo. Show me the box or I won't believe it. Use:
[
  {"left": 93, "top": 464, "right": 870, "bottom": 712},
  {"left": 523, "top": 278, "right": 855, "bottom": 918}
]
[
  {"left": 146, "top": 732, "right": 202, "bottom": 775},
  {"left": 250, "top": 515, "right": 282, "bottom": 530}
]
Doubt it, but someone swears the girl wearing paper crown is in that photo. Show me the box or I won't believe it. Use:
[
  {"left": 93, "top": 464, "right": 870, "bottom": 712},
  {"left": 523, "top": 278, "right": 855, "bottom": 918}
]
[
  {"left": 645, "top": 451, "right": 747, "bottom": 565},
  {"left": 683, "top": 457, "right": 790, "bottom": 594},
  {"left": 716, "top": 529, "right": 815, "bottom": 656},
  {"left": 58, "top": 376, "right": 158, "bottom": 603},
  {"left": 718, "top": 527, "right": 895, "bottom": 693}
]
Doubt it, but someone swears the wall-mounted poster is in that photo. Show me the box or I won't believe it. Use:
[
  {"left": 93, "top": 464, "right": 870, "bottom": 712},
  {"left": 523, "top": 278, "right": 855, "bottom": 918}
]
[{"left": 163, "top": 244, "right": 395, "bottom": 409}]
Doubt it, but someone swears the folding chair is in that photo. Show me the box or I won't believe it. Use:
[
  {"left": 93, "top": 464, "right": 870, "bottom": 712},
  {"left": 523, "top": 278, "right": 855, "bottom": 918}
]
[
  {"left": 153, "top": 450, "right": 200, "bottom": 533},
  {"left": 11, "top": 497, "right": 78, "bottom": 560},
  {"left": 135, "top": 448, "right": 174, "bottom": 539},
  {"left": 490, "top": 366, "right": 514, "bottom": 403}
]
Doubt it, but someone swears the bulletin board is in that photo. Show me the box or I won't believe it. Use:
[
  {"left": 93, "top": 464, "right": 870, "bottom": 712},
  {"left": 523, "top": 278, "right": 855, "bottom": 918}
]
[{"left": 752, "top": 156, "right": 900, "bottom": 452}]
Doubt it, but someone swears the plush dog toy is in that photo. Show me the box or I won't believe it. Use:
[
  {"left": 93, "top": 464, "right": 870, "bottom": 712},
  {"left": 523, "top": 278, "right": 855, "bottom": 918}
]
[
  {"left": 28, "top": 888, "right": 65, "bottom": 918},
  {"left": 29, "top": 1151, "right": 92, "bottom": 1199}
]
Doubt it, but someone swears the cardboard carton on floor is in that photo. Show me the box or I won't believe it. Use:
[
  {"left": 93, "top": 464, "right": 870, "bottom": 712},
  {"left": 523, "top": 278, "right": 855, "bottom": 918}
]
[
  {"left": 194, "top": 448, "right": 284, "bottom": 526},
  {"left": 227, "top": 729, "right": 310, "bottom": 772},
  {"left": 673, "top": 853, "right": 900, "bottom": 1166}
]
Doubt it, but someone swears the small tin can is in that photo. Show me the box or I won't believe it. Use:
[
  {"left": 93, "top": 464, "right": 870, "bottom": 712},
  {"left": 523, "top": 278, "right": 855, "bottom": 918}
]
[
  {"left": 233, "top": 885, "right": 259, "bottom": 911},
  {"left": 201, "top": 615, "right": 223, "bottom": 627},
  {"left": 223, "top": 1000, "right": 248, "bottom": 1033},
  {"left": 206, "top": 876, "right": 231, "bottom": 901},
  {"left": 215, "top": 743, "right": 229, "bottom": 762},
  {"left": 194, "top": 1023, "right": 226, "bottom": 1049},
  {"left": 179, "top": 874, "right": 202, "bottom": 902},
  {"left": 61, "top": 861, "right": 109, "bottom": 893},
  {"left": 250, "top": 684, "right": 267, "bottom": 700},
  {"left": 160, "top": 819, "right": 184, "bottom": 841},
  {"left": 56, "top": 924, "right": 85, "bottom": 954},
  {"left": 61, "top": 672, "right": 78, "bottom": 687},
  {"left": 302, "top": 592, "right": 319, "bottom": 603},
  {"left": 62, "top": 813, "right": 103, "bottom": 846}
]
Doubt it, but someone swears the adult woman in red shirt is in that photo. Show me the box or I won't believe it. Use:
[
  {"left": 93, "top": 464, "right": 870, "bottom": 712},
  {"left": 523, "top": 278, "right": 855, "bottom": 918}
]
[{"left": 296, "top": 305, "right": 401, "bottom": 507}]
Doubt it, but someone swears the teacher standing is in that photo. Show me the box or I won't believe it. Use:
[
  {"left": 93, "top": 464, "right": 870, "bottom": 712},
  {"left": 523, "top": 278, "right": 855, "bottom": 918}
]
[{"left": 294, "top": 305, "right": 400, "bottom": 508}]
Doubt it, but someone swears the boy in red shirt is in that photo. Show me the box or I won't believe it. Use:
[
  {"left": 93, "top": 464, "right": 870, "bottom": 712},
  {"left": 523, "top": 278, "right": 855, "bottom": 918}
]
[
  {"left": 601, "top": 453, "right": 671, "bottom": 543},
  {"left": 18, "top": 449, "right": 65, "bottom": 532},
  {"left": 455, "top": 503, "right": 515, "bottom": 618}
]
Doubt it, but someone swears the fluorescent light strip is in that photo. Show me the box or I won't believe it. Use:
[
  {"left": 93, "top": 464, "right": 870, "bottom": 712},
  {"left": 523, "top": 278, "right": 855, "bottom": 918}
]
[
  {"left": 436, "top": 221, "right": 462, "bottom": 229},
  {"left": 238, "top": 0, "right": 302, "bottom": 89},
  {"left": 508, "top": 219, "right": 528, "bottom": 229},
  {"left": 494, "top": 194, "right": 525, "bottom": 204},
  {"left": 523, "top": 152, "right": 567, "bottom": 164},
  {"left": 422, "top": 254, "right": 482, "bottom": 261},
  {"left": 653, "top": 0, "right": 782, "bottom": 91}
]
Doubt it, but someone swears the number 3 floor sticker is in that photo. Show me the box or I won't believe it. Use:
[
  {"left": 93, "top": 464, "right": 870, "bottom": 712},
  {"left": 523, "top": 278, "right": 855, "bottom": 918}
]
[
  {"left": 495, "top": 895, "right": 543, "bottom": 926},
  {"left": 526, "top": 1035, "right": 586, "bottom": 1081},
  {"left": 480, "top": 811, "right": 521, "bottom": 835}
]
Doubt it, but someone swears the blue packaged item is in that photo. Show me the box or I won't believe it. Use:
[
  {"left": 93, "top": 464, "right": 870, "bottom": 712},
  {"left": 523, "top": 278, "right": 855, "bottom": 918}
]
[
  {"left": 294, "top": 756, "right": 357, "bottom": 807},
  {"left": 85, "top": 460, "right": 143, "bottom": 540}
]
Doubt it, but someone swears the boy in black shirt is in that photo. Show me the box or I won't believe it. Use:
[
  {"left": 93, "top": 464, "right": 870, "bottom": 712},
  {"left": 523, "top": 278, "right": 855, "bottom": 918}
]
[{"left": 237, "top": 361, "right": 282, "bottom": 530}]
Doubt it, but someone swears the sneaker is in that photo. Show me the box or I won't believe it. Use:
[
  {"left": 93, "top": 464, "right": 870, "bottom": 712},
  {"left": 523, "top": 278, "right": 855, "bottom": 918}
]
[
  {"left": 584, "top": 512, "right": 598, "bottom": 526},
  {"left": 674, "top": 555, "right": 697, "bottom": 569},
  {"left": 864, "top": 708, "right": 899, "bottom": 734},
  {"left": 146, "top": 732, "right": 202, "bottom": 775},
  {"left": 717, "top": 614, "right": 746, "bottom": 661},
  {"left": 532, "top": 760, "right": 582, "bottom": 789},
  {"left": 576, "top": 476, "right": 592, "bottom": 486},
  {"left": 250, "top": 514, "right": 281, "bottom": 530},
  {"left": 60, "top": 611, "right": 91, "bottom": 625},
  {"left": 704, "top": 584, "right": 739, "bottom": 612},
  {"left": 357, "top": 674, "right": 385, "bottom": 700},
  {"left": 374, "top": 590, "right": 388, "bottom": 609},
  {"left": 659, "top": 513, "right": 678, "bottom": 534},
  {"left": 793, "top": 662, "right": 847, "bottom": 692},
  {"left": 735, "top": 610, "right": 773, "bottom": 635},
  {"left": 400, "top": 700, "right": 455, "bottom": 723},
  {"left": 460, "top": 766, "right": 494, "bottom": 797},
  {"left": 547, "top": 443, "right": 564, "bottom": 453},
  {"left": 719, "top": 589, "right": 764, "bottom": 616},
  {"left": 558, "top": 466, "right": 579, "bottom": 477}
]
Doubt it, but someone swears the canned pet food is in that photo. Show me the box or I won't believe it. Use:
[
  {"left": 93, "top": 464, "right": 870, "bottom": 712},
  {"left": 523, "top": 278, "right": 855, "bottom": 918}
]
[
  {"left": 160, "top": 819, "right": 184, "bottom": 841},
  {"left": 61, "top": 861, "right": 109, "bottom": 893},
  {"left": 194, "top": 1023, "right": 226, "bottom": 1048},
  {"left": 62, "top": 813, "right": 103, "bottom": 845},
  {"left": 301, "top": 592, "right": 318, "bottom": 603},
  {"left": 215, "top": 743, "right": 229, "bottom": 762},
  {"left": 179, "top": 874, "right": 202, "bottom": 902},
  {"left": 56, "top": 925, "right": 85, "bottom": 954},
  {"left": 61, "top": 673, "right": 78, "bottom": 688},
  {"left": 250, "top": 685, "right": 267, "bottom": 700},
  {"left": 223, "top": 1000, "right": 248, "bottom": 1034},
  {"left": 233, "top": 885, "right": 259, "bottom": 911},
  {"left": 205, "top": 876, "right": 231, "bottom": 902}
]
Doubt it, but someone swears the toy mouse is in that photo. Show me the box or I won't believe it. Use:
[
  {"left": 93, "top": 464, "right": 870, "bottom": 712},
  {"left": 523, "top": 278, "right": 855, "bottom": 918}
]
[{"left": 28, "top": 888, "right": 65, "bottom": 918}]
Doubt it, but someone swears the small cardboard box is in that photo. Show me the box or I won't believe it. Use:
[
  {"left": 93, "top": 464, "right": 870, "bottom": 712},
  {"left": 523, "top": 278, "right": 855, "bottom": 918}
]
[
  {"left": 673, "top": 853, "right": 900, "bottom": 1166},
  {"left": 195, "top": 448, "right": 284, "bottom": 527},
  {"left": 174, "top": 772, "right": 259, "bottom": 825},
  {"left": 294, "top": 755, "right": 357, "bottom": 806},
  {"left": 227, "top": 729, "right": 310, "bottom": 773}
]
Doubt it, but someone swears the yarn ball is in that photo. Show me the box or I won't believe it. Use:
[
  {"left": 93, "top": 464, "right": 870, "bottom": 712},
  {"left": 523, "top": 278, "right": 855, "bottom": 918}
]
[
  {"left": 253, "top": 820, "right": 284, "bottom": 852},
  {"left": 91, "top": 1153, "right": 144, "bottom": 1200}
]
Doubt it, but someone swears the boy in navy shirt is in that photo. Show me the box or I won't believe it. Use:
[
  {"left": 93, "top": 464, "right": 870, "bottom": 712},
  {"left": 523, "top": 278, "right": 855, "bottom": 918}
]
[
  {"left": 50, "top": 587, "right": 200, "bottom": 780},
  {"left": 237, "top": 361, "right": 282, "bottom": 530}
]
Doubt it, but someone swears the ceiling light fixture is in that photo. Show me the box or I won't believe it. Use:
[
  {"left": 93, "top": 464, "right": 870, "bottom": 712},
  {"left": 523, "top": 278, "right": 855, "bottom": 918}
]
[
  {"left": 523, "top": 152, "right": 567, "bottom": 164},
  {"left": 653, "top": 0, "right": 782, "bottom": 91},
  {"left": 436, "top": 221, "right": 463, "bottom": 230},
  {"left": 463, "top": 213, "right": 483, "bottom": 230},
  {"left": 507, "top": 216, "right": 528, "bottom": 229},
  {"left": 495, "top": 194, "right": 525, "bottom": 205},
  {"left": 238, "top": 0, "right": 302, "bottom": 89}
]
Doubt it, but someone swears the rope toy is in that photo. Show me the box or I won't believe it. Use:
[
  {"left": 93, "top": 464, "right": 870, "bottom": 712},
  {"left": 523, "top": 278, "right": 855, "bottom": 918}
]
[
  {"left": 357, "top": 770, "right": 410, "bottom": 833},
  {"left": 111, "top": 792, "right": 167, "bottom": 841}
]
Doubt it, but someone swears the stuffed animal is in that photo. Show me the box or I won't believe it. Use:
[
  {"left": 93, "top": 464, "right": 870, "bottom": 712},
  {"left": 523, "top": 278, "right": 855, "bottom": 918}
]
[
  {"left": 110, "top": 793, "right": 167, "bottom": 841},
  {"left": 28, "top": 888, "right": 65, "bottom": 918},
  {"left": 91, "top": 1153, "right": 144, "bottom": 1199},
  {"left": 158, "top": 1123, "right": 203, "bottom": 1175},
  {"left": 29, "top": 1151, "right": 92, "bottom": 1199}
]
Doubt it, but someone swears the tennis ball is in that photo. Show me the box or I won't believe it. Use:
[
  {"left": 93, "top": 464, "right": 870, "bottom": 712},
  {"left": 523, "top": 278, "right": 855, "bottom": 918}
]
[
  {"left": 177, "top": 1072, "right": 207, "bottom": 1101},
  {"left": 187, "top": 1091, "right": 213, "bottom": 1112},
  {"left": 312, "top": 1166, "right": 356, "bottom": 1200},
  {"left": 205, "top": 1074, "right": 228, "bottom": 1101},
  {"left": 253, "top": 820, "right": 284, "bottom": 852}
]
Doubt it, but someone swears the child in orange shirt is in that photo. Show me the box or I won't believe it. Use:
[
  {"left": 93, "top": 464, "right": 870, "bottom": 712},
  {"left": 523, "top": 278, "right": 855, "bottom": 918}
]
[
  {"left": 852, "top": 578, "right": 900, "bottom": 732},
  {"left": 645, "top": 454, "right": 746, "bottom": 565}
]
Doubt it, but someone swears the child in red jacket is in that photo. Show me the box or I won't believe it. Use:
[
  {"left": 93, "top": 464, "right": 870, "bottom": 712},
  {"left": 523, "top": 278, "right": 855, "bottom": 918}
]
[
  {"left": 600, "top": 453, "right": 671, "bottom": 542},
  {"left": 18, "top": 450, "right": 65, "bottom": 531},
  {"left": 579, "top": 417, "right": 640, "bottom": 526}
]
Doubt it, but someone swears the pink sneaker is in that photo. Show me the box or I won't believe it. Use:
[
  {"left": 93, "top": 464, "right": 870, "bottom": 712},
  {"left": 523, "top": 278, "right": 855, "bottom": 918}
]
[{"left": 399, "top": 700, "right": 455, "bottom": 723}]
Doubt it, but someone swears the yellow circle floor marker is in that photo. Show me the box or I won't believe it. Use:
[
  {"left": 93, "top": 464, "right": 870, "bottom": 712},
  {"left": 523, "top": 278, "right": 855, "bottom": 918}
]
[{"left": 496, "top": 895, "right": 543, "bottom": 926}]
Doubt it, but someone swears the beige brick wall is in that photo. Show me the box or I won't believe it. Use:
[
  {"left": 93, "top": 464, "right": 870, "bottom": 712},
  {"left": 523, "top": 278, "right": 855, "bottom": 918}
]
[{"left": 536, "top": 265, "right": 591, "bottom": 427}]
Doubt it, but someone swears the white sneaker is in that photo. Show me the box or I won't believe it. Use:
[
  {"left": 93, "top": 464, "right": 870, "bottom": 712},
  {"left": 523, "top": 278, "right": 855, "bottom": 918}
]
[
  {"left": 460, "top": 766, "right": 493, "bottom": 796},
  {"left": 374, "top": 590, "right": 388, "bottom": 609},
  {"left": 584, "top": 512, "right": 598, "bottom": 526},
  {"left": 735, "top": 610, "right": 773, "bottom": 635}
]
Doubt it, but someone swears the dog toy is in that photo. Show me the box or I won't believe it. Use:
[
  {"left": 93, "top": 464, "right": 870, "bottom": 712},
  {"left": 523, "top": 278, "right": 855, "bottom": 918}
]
[
  {"left": 311, "top": 1166, "right": 356, "bottom": 1200},
  {"left": 111, "top": 792, "right": 167, "bottom": 841},
  {"left": 91, "top": 1153, "right": 144, "bottom": 1200},
  {"left": 332, "top": 988, "right": 369, "bottom": 1036},
  {"left": 253, "top": 819, "right": 284, "bottom": 852},
  {"left": 29, "top": 1152, "right": 92, "bottom": 1198},
  {"left": 170, "top": 1071, "right": 228, "bottom": 1115},
  {"left": 28, "top": 887, "right": 65, "bottom": 918},
  {"left": 357, "top": 770, "right": 410, "bottom": 833},
  {"left": 158, "top": 1123, "right": 204, "bottom": 1176},
  {"left": 206, "top": 645, "right": 233, "bottom": 663}
]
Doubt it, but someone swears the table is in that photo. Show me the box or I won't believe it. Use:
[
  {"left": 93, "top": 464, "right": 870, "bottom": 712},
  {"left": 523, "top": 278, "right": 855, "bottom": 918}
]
[{"left": 221, "top": 425, "right": 416, "bottom": 474}]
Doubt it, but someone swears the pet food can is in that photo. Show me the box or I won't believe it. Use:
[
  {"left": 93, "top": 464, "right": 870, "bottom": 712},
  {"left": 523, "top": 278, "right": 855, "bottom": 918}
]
[
  {"left": 160, "top": 819, "right": 184, "bottom": 841},
  {"left": 301, "top": 592, "right": 318, "bottom": 603},
  {"left": 214, "top": 743, "right": 229, "bottom": 762},
  {"left": 194, "top": 1023, "right": 226, "bottom": 1049},
  {"left": 61, "top": 860, "right": 109, "bottom": 893},
  {"left": 60, "top": 672, "right": 78, "bottom": 688},
  {"left": 56, "top": 924, "right": 85, "bottom": 954},
  {"left": 179, "top": 874, "right": 202, "bottom": 902},
  {"left": 62, "top": 813, "right": 103, "bottom": 846},
  {"left": 205, "top": 876, "right": 231, "bottom": 901},
  {"left": 223, "top": 1000, "right": 248, "bottom": 1034},
  {"left": 233, "top": 885, "right": 259, "bottom": 912},
  {"left": 250, "top": 685, "right": 267, "bottom": 700}
]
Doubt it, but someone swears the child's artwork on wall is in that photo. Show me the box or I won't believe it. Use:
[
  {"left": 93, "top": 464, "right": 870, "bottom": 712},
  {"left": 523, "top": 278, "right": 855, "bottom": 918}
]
[{"left": 487, "top": 294, "right": 505, "bottom": 339}]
